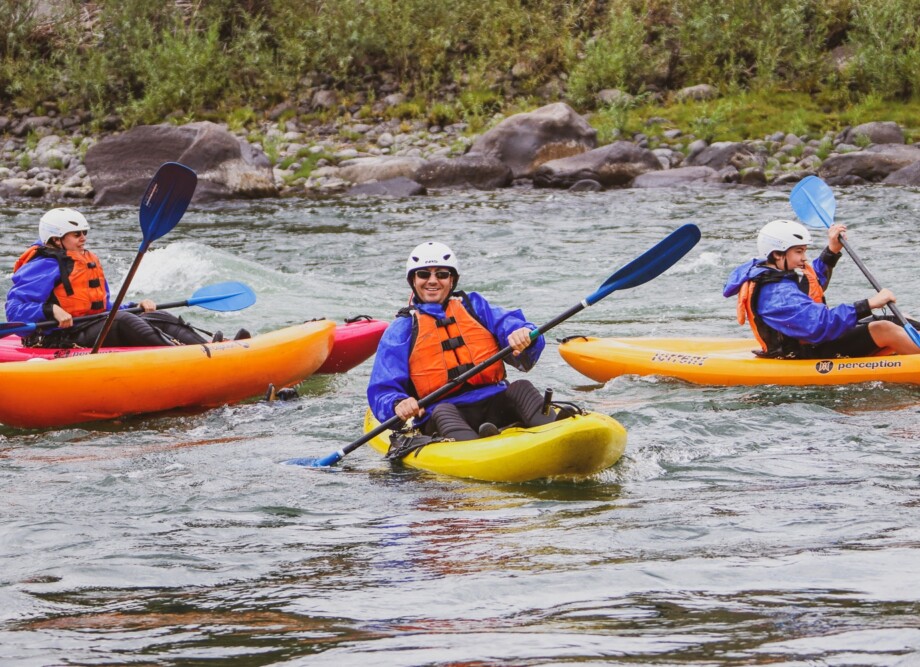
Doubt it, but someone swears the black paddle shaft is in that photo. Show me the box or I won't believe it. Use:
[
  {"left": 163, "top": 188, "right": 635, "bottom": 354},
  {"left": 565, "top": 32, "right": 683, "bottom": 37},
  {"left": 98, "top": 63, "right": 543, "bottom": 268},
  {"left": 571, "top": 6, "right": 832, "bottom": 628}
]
[
  {"left": 340, "top": 301, "right": 587, "bottom": 458},
  {"left": 25, "top": 297, "right": 190, "bottom": 334},
  {"left": 90, "top": 247, "right": 149, "bottom": 353},
  {"left": 839, "top": 236, "right": 912, "bottom": 326}
]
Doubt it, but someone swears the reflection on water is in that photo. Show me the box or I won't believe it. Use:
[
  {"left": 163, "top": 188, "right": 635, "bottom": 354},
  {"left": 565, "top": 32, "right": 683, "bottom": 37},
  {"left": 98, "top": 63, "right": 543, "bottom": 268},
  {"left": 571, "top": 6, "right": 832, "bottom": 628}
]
[{"left": 2, "top": 187, "right": 920, "bottom": 663}]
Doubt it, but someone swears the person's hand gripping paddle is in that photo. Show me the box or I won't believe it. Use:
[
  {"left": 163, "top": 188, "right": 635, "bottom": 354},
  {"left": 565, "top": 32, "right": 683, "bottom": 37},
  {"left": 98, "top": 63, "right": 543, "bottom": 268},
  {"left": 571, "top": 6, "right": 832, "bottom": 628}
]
[{"left": 791, "top": 175, "right": 920, "bottom": 348}]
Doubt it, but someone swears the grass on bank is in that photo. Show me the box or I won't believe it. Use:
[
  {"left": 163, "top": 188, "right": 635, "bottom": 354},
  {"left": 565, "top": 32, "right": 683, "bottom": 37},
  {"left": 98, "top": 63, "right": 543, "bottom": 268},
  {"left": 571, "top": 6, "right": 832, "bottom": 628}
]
[
  {"left": 6, "top": 0, "right": 920, "bottom": 154},
  {"left": 591, "top": 91, "right": 920, "bottom": 146}
]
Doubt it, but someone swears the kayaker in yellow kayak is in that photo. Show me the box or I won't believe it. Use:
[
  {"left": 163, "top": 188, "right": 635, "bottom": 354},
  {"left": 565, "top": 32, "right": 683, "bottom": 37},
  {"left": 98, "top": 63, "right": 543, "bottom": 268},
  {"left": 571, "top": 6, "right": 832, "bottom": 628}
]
[
  {"left": 367, "top": 241, "right": 559, "bottom": 441},
  {"left": 724, "top": 219, "right": 920, "bottom": 358},
  {"left": 6, "top": 207, "right": 215, "bottom": 348}
]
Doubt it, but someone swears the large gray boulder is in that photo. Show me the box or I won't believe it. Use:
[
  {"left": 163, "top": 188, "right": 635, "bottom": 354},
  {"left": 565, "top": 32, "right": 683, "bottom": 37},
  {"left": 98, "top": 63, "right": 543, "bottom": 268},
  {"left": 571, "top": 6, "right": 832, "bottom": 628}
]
[
  {"left": 347, "top": 177, "right": 427, "bottom": 197},
  {"left": 467, "top": 102, "right": 597, "bottom": 179},
  {"left": 883, "top": 161, "right": 920, "bottom": 186},
  {"left": 819, "top": 144, "right": 920, "bottom": 184},
  {"left": 415, "top": 155, "right": 513, "bottom": 190},
  {"left": 85, "top": 121, "right": 276, "bottom": 204},
  {"left": 864, "top": 143, "right": 920, "bottom": 161},
  {"left": 336, "top": 156, "right": 426, "bottom": 184},
  {"left": 532, "top": 141, "right": 661, "bottom": 189},
  {"left": 684, "top": 141, "right": 760, "bottom": 171},
  {"left": 837, "top": 121, "right": 905, "bottom": 146}
]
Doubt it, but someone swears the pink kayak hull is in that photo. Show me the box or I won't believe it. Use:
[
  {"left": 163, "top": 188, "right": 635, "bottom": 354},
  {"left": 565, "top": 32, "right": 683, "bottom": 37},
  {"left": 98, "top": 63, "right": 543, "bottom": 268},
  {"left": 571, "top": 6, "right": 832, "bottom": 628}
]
[{"left": 317, "top": 317, "right": 388, "bottom": 373}]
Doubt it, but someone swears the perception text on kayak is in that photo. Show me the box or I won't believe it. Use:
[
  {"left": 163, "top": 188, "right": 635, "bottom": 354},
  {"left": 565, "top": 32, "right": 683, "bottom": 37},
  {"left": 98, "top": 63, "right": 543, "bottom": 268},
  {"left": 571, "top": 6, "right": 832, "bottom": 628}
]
[{"left": 835, "top": 360, "right": 903, "bottom": 371}]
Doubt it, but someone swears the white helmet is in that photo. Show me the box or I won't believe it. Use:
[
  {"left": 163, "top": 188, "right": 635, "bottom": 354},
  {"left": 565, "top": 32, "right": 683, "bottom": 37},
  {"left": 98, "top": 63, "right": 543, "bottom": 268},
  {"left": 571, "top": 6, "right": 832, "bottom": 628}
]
[
  {"left": 39, "top": 208, "right": 89, "bottom": 244},
  {"left": 757, "top": 219, "right": 812, "bottom": 258},
  {"left": 405, "top": 242, "right": 459, "bottom": 279}
]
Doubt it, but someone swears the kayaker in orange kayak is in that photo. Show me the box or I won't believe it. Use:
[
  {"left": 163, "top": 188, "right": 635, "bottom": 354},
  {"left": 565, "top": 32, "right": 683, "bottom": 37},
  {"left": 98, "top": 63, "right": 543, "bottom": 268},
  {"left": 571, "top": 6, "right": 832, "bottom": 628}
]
[
  {"left": 724, "top": 219, "right": 920, "bottom": 358},
  {"left": 6, "top": 207, "right": 214, "bottom": 348},
  {"left": 367, "top": 241, "right": 559, "bottom": 441}
]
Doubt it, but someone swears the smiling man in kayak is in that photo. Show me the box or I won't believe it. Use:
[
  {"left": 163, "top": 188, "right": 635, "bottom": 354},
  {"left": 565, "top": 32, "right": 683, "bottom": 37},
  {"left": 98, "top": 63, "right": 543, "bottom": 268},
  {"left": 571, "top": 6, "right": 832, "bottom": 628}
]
[
  {"left": 6, "top": 208, "right": 212, "bottom": 348},
  {"left": 724, "top": 219, "right": 920, "bottom": 358},
  {"left": 367, "top": 241, "right": 559, "bottom": 441}
]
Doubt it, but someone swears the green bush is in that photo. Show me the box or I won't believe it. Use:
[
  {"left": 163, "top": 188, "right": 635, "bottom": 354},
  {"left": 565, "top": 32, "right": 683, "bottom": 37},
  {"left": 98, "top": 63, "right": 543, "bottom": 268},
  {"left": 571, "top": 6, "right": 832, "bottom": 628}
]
[
  {"left": 848, "top": 0, "right": 920, "bottom": 98},
  {"left": 428, "top": 102, "right": 459, "bottom": 127},
  {"left": 3, "top": 0, "right": 920, "bottom": 131},
  {"left": 567, "top": 5, "right": 651, "bottom": 107}
]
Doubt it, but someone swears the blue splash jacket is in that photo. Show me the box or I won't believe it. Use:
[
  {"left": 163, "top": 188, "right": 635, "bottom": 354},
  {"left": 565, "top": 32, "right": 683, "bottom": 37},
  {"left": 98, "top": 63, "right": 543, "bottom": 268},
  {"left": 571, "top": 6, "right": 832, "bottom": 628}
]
[
  {"left": 367, "top": 291, "right": 544, "bottom": 424},
  {"left": 723, "top": 252, "right": 870, "bottom": 345}
]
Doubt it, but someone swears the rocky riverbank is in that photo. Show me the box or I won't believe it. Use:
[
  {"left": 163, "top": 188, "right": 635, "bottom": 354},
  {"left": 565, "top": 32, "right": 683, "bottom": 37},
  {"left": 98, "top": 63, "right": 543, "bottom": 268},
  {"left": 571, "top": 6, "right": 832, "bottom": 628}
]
[{"left": 3, "top": 99, "right": 920, "bottom": 205}]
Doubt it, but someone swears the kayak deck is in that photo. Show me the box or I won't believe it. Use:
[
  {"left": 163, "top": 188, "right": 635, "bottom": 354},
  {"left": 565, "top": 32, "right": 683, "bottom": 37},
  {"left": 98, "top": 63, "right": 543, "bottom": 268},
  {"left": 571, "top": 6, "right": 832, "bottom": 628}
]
[
  {"left": 364, "top": 408, "right": 627, "bottom": 483},
  {"left": 559, "top": 336, "right": 920, "bottom": 386}
]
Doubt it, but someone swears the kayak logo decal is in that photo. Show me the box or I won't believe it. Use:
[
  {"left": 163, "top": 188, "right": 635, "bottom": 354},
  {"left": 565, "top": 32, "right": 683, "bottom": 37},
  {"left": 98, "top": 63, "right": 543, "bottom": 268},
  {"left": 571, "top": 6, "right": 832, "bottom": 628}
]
[
  {"left": 651, "top": 352, "right": 707, "bottom": 366},
  {"left": 815, "top": 359, "right": 902, "bottom": 374}
]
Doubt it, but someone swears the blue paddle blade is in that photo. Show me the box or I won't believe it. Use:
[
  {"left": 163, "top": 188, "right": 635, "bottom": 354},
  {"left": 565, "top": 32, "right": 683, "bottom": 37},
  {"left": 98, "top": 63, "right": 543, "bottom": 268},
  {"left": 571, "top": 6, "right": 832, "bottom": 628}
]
[
  {"left": 585, "top": 223, "right": 702, "bottom": 306},
  {"left": 790, "top": 175, "right": 835, "bottom": 229},
  {"left": 906, "top": 323, "right": 920, "bottom": 349},
  {"left": 138, "top": 162, "right": 197, "bottom": 248},
  {"left": 0, "top": 321, "right": 36, "bottom": 338},
  {"left": 283, "top": 454, "right": 341, "bottom": 468},
  {"left": 187, "top": 281, "right": 257, "bottom": 312}
]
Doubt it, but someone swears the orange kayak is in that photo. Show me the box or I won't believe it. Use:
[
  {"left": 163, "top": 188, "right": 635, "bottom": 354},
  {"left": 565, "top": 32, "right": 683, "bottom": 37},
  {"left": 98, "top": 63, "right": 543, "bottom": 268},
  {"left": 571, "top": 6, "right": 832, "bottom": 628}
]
[
  {"left": 0, "top": 318, "right": 386, "bottom": 374},
  {"left": 559, "top": 336, "right": 920, "bottom": 386},
  {"left": 0, "top": 320, "right": 335, "bottom": 429}
]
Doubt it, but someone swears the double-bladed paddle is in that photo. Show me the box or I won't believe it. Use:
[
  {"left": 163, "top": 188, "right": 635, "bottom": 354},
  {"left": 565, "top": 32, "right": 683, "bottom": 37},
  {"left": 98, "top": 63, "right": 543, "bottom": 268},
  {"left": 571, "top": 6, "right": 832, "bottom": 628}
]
[
  {"left": 790, "top": 175, "right": 920, "bottom": 347},
  {"left": 285, "top": 223, "right": 702, "bottom": 469},
  {"left": 0, "top": 281, "right": 255, "bottom": 339},
  {"left": 90, "top": 162, "right": 198, "bottom": 353}
]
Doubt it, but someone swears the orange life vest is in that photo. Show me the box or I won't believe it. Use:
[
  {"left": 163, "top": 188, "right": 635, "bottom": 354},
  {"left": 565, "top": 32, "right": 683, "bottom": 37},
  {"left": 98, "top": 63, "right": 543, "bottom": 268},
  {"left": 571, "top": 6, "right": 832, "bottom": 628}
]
[
  {"left": 737, "top": 264, "right": 825, "bottom": 355},
  {"left": 13, "top": 245, "right": 108, "bottom": 318},
  {"left": 407, "top": 296, "right": 505, "bottom": 398}
]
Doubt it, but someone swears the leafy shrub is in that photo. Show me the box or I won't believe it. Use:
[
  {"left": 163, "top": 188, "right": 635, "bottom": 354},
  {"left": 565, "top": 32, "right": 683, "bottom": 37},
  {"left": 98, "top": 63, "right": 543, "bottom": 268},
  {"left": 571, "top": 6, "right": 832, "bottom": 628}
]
[
  {"left": 387, "top": 101, "right": 425, "bottom": 120},
  {"left": 3, "top": 0, "right": 920, "bottom": 132},
  {"left": 567, "top": 5, "right": 650, "bottom": 107},
  {"left": 428, "top": 102, "right": 459, "bottom": 127},
  {"left": 848, "top": 0, "right": 920, "bottom": 98}
]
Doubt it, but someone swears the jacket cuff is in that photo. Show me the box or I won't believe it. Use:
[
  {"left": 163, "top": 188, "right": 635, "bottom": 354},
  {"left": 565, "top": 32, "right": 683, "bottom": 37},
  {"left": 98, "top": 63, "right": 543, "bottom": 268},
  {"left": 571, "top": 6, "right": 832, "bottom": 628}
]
[
  {"left": 854, "top": 299, "right": 872, "bottom": 320},
  {"left": 820, "top": 247, "right": 842, "bottom": 268},
  {"left": 42, "top": 303, "right": 56, "bottom": 320}
]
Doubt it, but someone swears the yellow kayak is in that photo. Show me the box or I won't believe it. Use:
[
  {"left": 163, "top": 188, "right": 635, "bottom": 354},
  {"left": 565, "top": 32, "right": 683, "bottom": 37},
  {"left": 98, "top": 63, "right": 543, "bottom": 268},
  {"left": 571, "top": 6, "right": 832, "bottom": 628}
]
[
  {"left": 559, "top": 336, "right": 920, "bottom": 386},
  {"left": 363, "top": 407, "right": 627, "bottom": 483}
]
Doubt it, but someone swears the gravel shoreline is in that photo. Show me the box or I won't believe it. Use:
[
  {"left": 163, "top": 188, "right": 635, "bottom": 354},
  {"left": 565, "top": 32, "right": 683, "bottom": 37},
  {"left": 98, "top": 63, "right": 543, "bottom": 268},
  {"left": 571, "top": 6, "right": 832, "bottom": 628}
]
[{"left": 1, "top": 106, "right": 916, "bottom": 202}]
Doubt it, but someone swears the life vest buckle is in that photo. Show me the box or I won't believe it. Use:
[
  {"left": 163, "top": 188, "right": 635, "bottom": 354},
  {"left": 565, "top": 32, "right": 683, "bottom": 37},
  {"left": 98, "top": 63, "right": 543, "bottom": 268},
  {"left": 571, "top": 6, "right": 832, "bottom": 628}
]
[
  {"left": 440, "top": 336, "right": 465, "bottom": 351},
  {"left": 447, "top": 363, "right": 475, "bottom": 381}
]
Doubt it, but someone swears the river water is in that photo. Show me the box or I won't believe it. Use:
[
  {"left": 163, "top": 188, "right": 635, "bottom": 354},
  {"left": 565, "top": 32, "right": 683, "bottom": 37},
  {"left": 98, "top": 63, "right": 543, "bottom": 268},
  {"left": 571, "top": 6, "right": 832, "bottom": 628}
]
[{"left": 2, "top": 185, "right": 919, "bottom": 665}]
